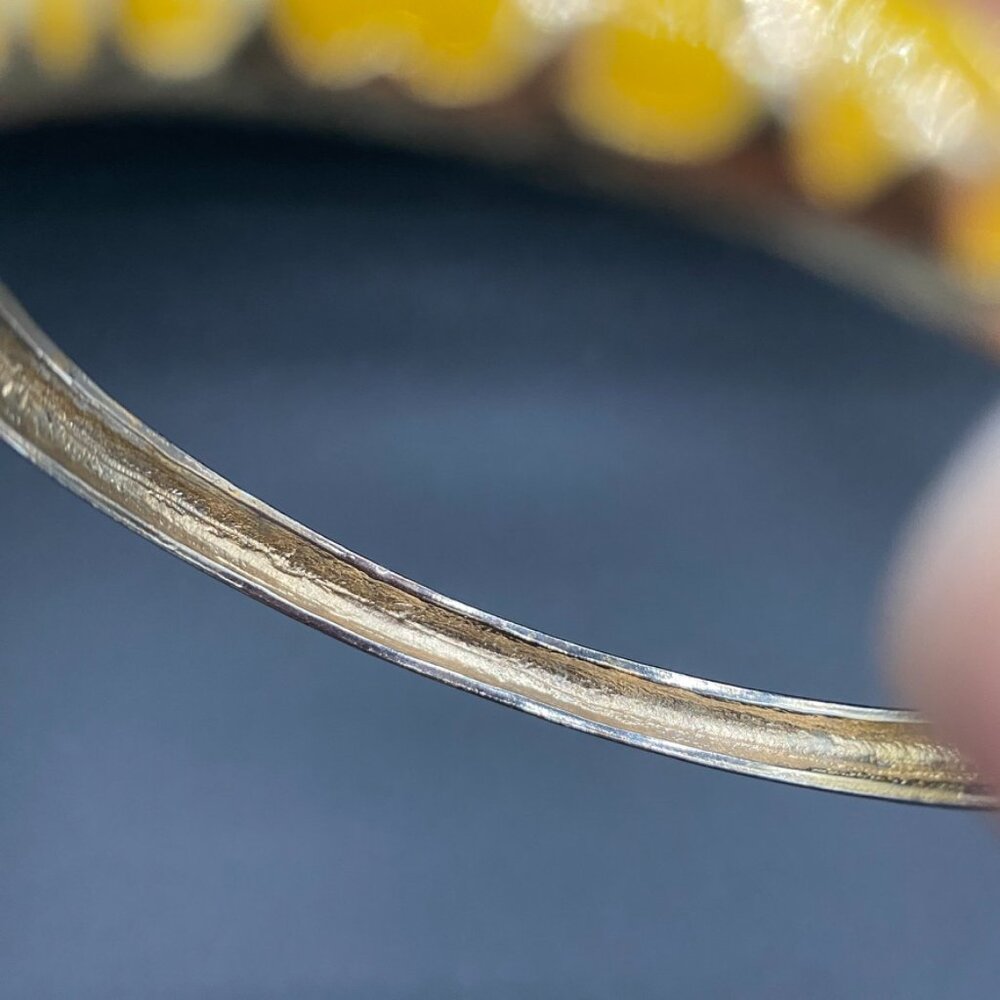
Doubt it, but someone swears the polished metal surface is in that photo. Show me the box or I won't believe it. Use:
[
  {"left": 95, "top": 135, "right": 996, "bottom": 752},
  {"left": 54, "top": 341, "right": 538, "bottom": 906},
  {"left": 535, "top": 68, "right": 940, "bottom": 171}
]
[{"left": 0, "top": 285, "right": 991, "bottom": 807}]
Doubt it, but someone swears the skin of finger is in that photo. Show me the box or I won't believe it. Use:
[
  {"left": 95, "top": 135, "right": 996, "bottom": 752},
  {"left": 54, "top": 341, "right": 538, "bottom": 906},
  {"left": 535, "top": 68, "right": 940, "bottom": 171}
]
[{"left": 884, "top": 407, "right": 1000, "bottom": 791}]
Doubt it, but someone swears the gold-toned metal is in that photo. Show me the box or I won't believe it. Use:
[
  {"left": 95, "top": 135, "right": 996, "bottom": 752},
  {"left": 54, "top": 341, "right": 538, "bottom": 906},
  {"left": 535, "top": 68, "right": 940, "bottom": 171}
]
[{"left": 0, "top": 287, "right": 991, "bottom": 807}]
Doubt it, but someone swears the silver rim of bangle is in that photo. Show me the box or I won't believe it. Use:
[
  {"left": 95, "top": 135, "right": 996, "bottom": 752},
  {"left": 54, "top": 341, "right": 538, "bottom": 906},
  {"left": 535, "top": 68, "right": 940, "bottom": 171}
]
[{"left": 0, "top": 284, "right": 991, "bottom": 808}]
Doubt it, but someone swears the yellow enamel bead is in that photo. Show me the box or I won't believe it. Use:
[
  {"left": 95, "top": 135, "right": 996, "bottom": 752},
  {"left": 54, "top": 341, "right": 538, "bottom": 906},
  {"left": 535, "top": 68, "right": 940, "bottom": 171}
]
[
  {"left": 0, "top": 11, "right": 12, "bottom": 72},
  {"left": 401, "top": 0, "right": 539, "bottom": 105},
  {"left": 561, "top": 0, "right": 762, "bottom": 163},
  {"left": 31, "top": 0, "right": 102, "bottom": 77},
  {"left": 270, "top": 0, "right": 404, "bottom": 86},
  {"left": 787, "top": 73, "right": 905, "bottom": 209},
  {"left": 270, "top": 0, "right": 540, "bottom": 106},
  {"left": 116, "top": 0, "right": 249, "bottom": 78}
]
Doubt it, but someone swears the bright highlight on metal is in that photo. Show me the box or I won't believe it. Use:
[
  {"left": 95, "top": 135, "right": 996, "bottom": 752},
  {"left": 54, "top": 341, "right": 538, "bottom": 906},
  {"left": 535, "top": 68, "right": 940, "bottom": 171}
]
[{"left": 0, "top": 286, "right": 991, "bottom": 807}]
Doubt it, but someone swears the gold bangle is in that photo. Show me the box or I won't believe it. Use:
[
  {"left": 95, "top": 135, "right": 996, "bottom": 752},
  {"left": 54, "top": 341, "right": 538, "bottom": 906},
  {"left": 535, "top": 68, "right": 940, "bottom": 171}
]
[{"left": 0, "top": 285, "right": 990, "bottom": 808}]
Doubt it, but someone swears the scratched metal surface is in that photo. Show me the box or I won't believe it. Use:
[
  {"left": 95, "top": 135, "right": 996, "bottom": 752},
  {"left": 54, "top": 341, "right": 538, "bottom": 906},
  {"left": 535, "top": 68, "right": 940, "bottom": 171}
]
[{"left": 2, "top": 122, "right": 1000, "bottom": 996}]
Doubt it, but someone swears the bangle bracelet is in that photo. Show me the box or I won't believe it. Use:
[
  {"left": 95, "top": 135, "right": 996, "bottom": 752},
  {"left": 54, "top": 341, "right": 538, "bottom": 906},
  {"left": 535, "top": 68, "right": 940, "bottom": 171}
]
[{"left": 0, "top": 285, "right": 991, "bottom": 808}]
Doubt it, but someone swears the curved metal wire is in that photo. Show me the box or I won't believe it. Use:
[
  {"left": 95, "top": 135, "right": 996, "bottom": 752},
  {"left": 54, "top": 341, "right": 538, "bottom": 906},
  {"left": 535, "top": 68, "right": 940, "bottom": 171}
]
[{"left": 0, "top": 285, "right": 991, "bottom": 807}]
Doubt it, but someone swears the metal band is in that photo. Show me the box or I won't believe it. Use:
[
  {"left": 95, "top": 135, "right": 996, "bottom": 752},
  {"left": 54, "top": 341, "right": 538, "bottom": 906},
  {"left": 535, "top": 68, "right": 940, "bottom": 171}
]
[{"left": 0, "top": 285, "right": 990, "bottom": 807}]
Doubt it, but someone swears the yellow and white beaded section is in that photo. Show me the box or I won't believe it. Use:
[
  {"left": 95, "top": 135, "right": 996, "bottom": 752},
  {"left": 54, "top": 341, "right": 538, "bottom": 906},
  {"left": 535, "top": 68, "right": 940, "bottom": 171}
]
[
  {"left": 18, "top": 0, "right": 266, "bottom": 79},
  {"left": 11, "top": 0, "right": 1000, "bottom": 282},
  {"left": 269, "top": 0, "right": 552, "bottom": 107},
  {"left": 14, "top": 0, "right": 1000, "bottom": 166},
  {"left": 747, "top": 0, "right": 1000, "bottom": 209}
]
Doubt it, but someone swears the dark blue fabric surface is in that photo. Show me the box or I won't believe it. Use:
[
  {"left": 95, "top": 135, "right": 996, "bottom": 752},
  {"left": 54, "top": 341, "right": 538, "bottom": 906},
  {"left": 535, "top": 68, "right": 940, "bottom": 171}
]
[{"left": 1, "top": 122, "right": 999, "bottom": 998}]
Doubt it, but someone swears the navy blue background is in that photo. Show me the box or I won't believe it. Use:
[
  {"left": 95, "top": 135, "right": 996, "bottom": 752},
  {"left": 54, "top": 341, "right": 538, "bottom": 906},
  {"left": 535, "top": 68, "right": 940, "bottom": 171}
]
[{"left": 1, "top": 123, "right": 999, "bottom": 997}]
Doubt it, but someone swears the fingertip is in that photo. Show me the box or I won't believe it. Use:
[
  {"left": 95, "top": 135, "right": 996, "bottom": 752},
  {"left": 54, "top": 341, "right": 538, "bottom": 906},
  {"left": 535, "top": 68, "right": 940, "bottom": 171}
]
[{"left": 884, "top": 407, "right": 1000, "bottom": 792}]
